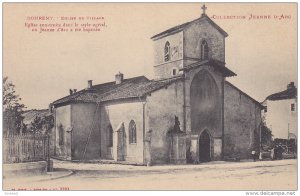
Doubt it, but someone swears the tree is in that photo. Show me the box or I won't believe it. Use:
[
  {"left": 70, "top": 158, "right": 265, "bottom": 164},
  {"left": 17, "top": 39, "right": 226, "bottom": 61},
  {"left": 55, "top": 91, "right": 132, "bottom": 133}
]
[
  {"left": 30, "top": 114, "right": 54, "bottom": 135},
  {"left": 3, "top": 77, "right": 26, "bottom": 135},
  {"left": 261, "top": 123, "right": 273, "bottom": 148}
]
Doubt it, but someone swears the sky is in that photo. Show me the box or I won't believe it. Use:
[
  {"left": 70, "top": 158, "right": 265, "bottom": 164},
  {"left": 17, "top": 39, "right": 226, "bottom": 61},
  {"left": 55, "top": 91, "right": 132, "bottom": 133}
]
[{"left": 3, "top": 3, "right": 297, "bottom": 110}]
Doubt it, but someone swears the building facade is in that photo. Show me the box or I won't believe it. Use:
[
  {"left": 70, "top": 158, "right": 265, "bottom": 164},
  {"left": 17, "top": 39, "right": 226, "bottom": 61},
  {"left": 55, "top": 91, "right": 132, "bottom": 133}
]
[
  {"left": 51, "top": 8, "right": 263, "bottom": 164},
  {"left": 262, "top": 82, "right": 297, "bottom": 140}
]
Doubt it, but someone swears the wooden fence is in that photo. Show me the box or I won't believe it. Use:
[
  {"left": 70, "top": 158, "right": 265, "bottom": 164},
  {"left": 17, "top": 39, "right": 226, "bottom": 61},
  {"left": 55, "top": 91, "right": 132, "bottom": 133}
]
[{"left": 3, "top": 133, "right": 49, "bottom": 163}]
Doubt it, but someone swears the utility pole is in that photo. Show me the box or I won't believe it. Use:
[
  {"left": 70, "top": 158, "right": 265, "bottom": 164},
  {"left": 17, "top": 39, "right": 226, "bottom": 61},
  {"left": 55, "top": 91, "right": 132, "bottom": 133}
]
[{"left": 287, "top": 123, "right": 290, "bottom": 153}]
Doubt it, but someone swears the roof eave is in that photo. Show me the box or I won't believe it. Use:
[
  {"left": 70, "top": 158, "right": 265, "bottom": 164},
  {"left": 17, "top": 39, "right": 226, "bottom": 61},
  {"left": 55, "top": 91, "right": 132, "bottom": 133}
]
[
  {"left": 225, "top": 81, "right": 264, "bottom": 109},
  {"left": 180, "top": 59, "right": 236, "bottom": 78},
  {"left": 151, "top": 29, "right": 183, "bottom": 41}
]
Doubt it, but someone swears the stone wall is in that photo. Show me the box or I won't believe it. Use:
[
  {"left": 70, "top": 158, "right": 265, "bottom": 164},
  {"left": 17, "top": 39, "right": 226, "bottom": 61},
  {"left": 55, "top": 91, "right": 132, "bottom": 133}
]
[
  {"left": 54, "top": 105, "right": 72, "bottom": 160},
  {"left": 224, "top": 82, "right": 262, "bottom": 159},
  {"left": 183, "top": 19, "right": 225, "bottom": 63},
  {"left": 153, "top": 31, "right": 184, "bottom": 79},
  {"left": 71, "top": 103, "right": 101, "bottom": 160},
  {"left": 100, "top": 100, "right": 144, "bottom": 163},
  {"left": 146, "top": 80, "right": 184, "bottom": 164},
  {"left": 184, "top": 66, "right": 224, "bottom": 161}
]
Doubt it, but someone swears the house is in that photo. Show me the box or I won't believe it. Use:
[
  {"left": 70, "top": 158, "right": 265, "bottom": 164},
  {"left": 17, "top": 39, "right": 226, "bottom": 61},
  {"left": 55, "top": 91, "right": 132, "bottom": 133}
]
[{"left": 262, "top": 82, "right": 297, "bottom": 140}]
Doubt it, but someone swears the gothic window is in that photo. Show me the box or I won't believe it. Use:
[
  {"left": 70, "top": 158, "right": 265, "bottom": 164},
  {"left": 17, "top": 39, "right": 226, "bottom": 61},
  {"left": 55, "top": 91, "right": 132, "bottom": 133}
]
[
  {"left": 129, "top": 120, "right": 137, "bottom": 144},
  {"left": 107, "top": 124, "right": 113, "bottom": 147},
  {"left": 58, "top": 124, "right": 64, "bottom": 146},
  {"left": 201, "top": 40, "right": 209, "bottom": 60},
  {"left": 164, "top": 41, "right": 170, "bottom": 62}
]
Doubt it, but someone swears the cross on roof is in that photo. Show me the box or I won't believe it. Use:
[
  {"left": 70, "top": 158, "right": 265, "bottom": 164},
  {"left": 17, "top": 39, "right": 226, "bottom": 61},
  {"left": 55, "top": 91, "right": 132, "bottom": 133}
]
[{"left": 201, "top": 4, "right": 207, "bottom": 15}]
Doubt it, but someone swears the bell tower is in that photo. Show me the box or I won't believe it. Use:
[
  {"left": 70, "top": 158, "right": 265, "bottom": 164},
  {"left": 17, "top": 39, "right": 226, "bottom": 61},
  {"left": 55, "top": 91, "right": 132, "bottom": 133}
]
[{"left": 151, "top": 4, "right": 228, "bottom": 80}]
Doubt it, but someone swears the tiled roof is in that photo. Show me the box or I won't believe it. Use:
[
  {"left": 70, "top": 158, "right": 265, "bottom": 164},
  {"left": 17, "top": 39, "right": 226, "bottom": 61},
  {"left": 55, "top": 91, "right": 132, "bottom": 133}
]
[
  {"left": 151, "top": 15, "right": 228, "bottom": 40},
  {"left": 267, "top": 86, "right": 297, "bottom": 101},
  {"left": 100, "top": 76, "right": 183, "bottom": 102},
  {"left": 52, "top": 76, "right": 148, "bottom": 106},
  {"left": 181, "top": 59, "right": 236, "bottom": 77},
  {"left": 52, "top": 76, "right": 183, "bottom": 107}
]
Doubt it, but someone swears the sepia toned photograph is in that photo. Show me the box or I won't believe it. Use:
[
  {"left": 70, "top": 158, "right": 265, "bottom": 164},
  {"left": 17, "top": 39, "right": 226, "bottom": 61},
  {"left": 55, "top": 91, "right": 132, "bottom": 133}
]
[{"left": 2, "top": 2, "right": 297, "bottom": 191}]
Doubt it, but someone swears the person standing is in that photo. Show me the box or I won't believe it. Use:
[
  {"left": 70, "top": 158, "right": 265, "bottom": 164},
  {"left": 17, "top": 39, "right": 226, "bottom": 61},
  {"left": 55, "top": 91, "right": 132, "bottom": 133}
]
[
  {"left": 270, "top": 147, "right": 275, "bottom": 160},
  {"left": 251, "top": 150, "right": 256, "bottom": 162},
  {"left": 259, "top": 151, "right": 263, "bottom": 161},
  {"left": 274, "top": 145, "right": 278, "bottom": 160}
]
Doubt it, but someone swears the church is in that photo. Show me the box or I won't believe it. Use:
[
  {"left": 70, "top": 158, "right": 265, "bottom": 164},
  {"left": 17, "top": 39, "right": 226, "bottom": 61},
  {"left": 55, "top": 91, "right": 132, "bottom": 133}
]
[{"left": 51, "top": 6, "right": 263, "bottom": 164}]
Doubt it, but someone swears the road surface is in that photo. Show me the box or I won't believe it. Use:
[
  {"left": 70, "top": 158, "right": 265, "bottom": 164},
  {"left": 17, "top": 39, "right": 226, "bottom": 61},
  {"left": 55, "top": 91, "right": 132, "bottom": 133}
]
[{"left": 4, "top": 159, "right": 297, "bottom": 190}]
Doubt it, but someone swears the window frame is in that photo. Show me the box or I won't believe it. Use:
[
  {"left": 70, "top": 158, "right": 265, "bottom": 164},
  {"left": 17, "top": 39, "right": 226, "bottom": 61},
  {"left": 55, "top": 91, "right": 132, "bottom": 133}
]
[
  {"left": 164, "top": 41, "right": 170, "bottom": 62},
  {"left": 107, "top": 124, "right": 113, "bottom": 147},
  {"left": 291, "top": 103, "right": 295, "bottom": 112},
  {"left": 201, "top": 40, "right": 209, "bottom": 60},
  {"left": 129, "top": 120, "right": 137, "bottom": 144}
]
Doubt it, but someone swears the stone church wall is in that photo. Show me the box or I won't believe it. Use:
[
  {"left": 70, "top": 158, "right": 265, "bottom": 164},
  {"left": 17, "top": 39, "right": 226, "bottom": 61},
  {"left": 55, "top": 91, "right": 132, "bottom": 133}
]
[
  {"left": 153, "top": 60, "right": 183, "bottom": 79},
  {"left": 100, "top": 101, "right": 144, "bottom": 163},
  {"left": 54, "top": 105, "right": 72, "bottom": 160},
  {"left": 153, "top": 31, "right": 184, "bottom": 79},
  {"left": 71, "top": 103, "right": 101, "bottom": 160},
  {"left": 224, "top": 82, "right": 261, "bottom": 159},
  {"left": 146, "top": 80, "right": 184, "bottom": 164},
  {"left": 184, "top": 67, "right": 224, "bottom": 161},
  {"left": 153, "top": 31, "right": 183, "bottom": 65},
  {"left": 183, "top": 19, "right": 225, "bottom": 63}
]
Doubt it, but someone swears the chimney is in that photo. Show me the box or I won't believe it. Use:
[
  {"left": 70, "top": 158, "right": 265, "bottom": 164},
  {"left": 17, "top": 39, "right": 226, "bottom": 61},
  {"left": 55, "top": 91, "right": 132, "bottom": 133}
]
[
  {"left": 69, "top": 89, "right": 73, "bottom": 95},
  {"left": 287, "top": 82, "right": 295, "bottom": 89},
  {"left": 88, "top": 80, "right": 93, "bottom": 89},
  {"left": 73, "top": 89, "right": 77, "bottom": 93},
  {"left": 115, "top": 72, "right": 124, "bottom": 84},
  {"left": 48, "top": 103, "right": 53, "bottom": 113}
]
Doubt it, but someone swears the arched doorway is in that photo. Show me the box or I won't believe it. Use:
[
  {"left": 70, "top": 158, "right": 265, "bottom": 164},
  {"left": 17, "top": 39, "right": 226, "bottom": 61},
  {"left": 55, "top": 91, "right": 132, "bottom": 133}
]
[
  {"left": 190, "top": 70, "right": 221, "bottom": 136},
  {"left": 199, "top": 130, "right": 211, "bottom": 162}
]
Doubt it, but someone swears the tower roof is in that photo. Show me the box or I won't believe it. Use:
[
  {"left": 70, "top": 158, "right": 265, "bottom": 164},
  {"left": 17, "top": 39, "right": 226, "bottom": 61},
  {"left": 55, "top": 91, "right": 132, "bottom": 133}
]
[
  {"left": 180, "top": 59, "right": 236, "bottom": 77},
  {"left": 151, "top": 14, "right": 228, "bottom": 40}
]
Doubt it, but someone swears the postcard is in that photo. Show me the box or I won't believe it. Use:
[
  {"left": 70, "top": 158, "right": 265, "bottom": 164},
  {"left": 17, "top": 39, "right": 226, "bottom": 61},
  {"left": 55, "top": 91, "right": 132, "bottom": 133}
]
[{"left": 2, "top": 2, "right": 297, "bottom": 191}]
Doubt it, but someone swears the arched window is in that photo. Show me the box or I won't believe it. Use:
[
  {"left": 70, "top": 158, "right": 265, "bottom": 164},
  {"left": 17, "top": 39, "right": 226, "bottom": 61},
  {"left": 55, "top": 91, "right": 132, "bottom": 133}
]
[
  {"left": 164, "top": 41, "right": 170, "bottom": 62},
  {"left": 107, "top": 124, "right": 113, "bottom": 147},
  {"left": 201, "top": 40, "right": 209, "bottom": 60},
  {"left": 129, "top": 120, "right": 137, "bottom": 144}
]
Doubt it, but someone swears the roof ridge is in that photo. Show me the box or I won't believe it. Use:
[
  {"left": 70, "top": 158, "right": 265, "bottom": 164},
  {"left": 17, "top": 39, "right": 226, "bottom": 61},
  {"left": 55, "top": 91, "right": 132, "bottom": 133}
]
[
  {"left": 266, "top": 86, "right": 297, "bottom": 101},
  {"left": 98, "top": 76, "right": 148, "bottom": 100},
  {"left": 151, "top": 18, "right": 198, "bottom": 39},
  {"left": 151, "top": 15, "right": 228, "bottom": 40},
  {"left": 92, "top": 75, "right": 147, "bottom": 89},
  {"left": 52, "top": 75, "right": 149, "bottom": 105}
]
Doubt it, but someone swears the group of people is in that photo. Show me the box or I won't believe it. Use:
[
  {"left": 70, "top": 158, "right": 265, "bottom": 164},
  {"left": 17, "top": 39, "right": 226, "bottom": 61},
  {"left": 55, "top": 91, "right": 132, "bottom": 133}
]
[
  {"left": 251, "top": 144, "right": 285, "bottom": 162},
  {"left": 270, "top": 144, "right": 285, "bottom": 160}
]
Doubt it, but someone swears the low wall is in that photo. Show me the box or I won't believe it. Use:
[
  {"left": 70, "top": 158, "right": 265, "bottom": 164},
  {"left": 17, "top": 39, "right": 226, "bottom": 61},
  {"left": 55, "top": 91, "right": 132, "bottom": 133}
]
[{"left": 3, "top": 161, "right": 47, "bottom": 178}]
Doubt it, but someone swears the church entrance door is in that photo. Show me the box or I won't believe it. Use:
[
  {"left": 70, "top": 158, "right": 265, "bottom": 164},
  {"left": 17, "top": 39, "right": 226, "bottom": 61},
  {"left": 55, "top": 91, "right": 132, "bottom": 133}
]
[{"left": 199, "top": 130, "right": 211, "bottom": 162}]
